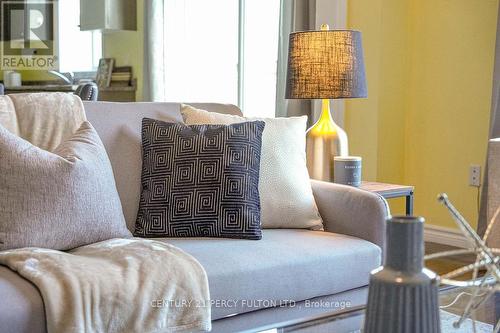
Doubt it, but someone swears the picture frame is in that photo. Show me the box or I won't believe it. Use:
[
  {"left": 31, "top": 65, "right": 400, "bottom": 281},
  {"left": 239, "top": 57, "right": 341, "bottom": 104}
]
[{"left": 95, "top": 58, "right": 114, "bottom": 87}]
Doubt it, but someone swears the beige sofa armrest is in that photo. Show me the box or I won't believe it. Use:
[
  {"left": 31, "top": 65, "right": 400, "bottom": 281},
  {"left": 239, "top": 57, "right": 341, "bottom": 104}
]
[{"left": 311, "top": 180, "right": 389, "bottom": 252}]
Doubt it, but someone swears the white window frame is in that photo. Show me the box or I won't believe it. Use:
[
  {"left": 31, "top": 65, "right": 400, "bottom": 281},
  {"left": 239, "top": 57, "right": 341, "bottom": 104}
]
[
  {"left": 237, "top": 0, "right": 245, "bottom": 109},
  {"left": 90, "top": 30, "right": 102, "bottom": 70}
]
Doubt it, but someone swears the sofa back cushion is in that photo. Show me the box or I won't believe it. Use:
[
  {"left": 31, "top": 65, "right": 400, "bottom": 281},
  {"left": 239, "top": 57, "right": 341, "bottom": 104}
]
[{"left": 84, "top": 101, "right": 242, "bottom": 231}]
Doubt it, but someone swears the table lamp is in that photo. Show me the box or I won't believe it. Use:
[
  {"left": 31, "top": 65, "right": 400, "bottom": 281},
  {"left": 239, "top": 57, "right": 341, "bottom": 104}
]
[{"left": 285, "top": 24, "right": 367, "bottom": 181}]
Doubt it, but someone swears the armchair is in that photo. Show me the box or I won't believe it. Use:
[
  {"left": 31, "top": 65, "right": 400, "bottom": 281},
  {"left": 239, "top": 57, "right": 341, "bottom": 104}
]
[{"left": 74, "top": 83, "right": 98, "bottom": 101}]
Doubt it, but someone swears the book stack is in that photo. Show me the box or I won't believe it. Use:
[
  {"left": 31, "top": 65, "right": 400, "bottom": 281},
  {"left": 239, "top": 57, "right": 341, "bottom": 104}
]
[{"left": 110, "top": 66, "right": 132, "bottom": 87}]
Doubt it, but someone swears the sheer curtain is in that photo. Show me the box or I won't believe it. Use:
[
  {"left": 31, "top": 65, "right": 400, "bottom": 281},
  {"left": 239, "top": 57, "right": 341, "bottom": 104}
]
[
  {"left": 143, "top": 0, "right": 166, "bottom": 102},
  {"left": 143, "top": 0, "right": 279, "bottom": 117},
  {"left": 275, "top": 0, "right": 316, "bottom": 119},
  {"left": 144, "top": 0, "right": 240, "bottom": 104},
  {"left": 144, "top": 0, "right": 326, "bottom": 118},
  {"left": 478, "top": 2, "right": 500, "bottom": 236},
  {"left": 144, "top": 0, "right": 315, "bottom": 110},
  {"left": 489, "top": 9, "right": 500, "bottom": 140},
  {"left": 144, "top": 0, "right": 343, "bottom": 119}
]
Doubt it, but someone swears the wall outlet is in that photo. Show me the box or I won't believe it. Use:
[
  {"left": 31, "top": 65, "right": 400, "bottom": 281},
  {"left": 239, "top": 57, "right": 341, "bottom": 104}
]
[{"left": 469, "top": 165, "right": 481, "bottom": 187}]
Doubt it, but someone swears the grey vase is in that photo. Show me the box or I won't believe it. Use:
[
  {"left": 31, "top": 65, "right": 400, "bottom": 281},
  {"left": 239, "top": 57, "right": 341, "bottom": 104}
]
[{"left": 364, "top": 216, "right": 441, "bottom": 333}]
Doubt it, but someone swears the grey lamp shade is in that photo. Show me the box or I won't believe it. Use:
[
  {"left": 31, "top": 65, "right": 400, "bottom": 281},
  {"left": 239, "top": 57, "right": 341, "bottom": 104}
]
[{"left": 285, "top": 30, "right": 367, "bottom": 99}]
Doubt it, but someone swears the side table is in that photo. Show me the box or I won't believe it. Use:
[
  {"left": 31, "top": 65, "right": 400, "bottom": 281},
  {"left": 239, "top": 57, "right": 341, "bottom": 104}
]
[{"left": 359, "top": 181, "right": 415, "bottom": 216}]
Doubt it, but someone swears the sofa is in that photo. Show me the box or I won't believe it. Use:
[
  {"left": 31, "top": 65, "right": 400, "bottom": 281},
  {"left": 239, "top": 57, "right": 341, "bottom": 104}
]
[{"left": 0, "top": 101, "right": 389, "bottom": 333}]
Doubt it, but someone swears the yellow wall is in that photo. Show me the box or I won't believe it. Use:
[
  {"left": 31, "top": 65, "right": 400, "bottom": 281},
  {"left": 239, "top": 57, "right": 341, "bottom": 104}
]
[
  {"left": 102, "top": 0, "right": 144, "bottom": 101},
  {"left": 5, "top": 70, "right": 54, "bottom": 81},
  {"left": 346, "top": 0, "right": 498, "bottom": 228},
  {"left": 344, "top": 0, "right": 382, "bottom": 182}
]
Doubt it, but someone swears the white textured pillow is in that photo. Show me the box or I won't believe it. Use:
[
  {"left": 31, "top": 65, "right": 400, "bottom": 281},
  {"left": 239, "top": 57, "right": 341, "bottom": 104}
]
[
  {"left": 181, "top": 104, "right": 323, "bottom": 230},
  {"left": 0, "top": 121, "right": 132, "bottom": 251}
]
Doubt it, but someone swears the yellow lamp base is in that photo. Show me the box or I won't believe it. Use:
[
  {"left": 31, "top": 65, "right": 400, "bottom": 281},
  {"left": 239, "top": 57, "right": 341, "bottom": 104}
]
[{"left": 306, "top": 99, "right": 349, "bottom": 181}]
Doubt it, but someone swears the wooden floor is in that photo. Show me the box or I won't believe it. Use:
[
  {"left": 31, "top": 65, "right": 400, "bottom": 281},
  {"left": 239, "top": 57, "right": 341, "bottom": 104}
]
[
  {"left": 425, "top": 242, "right": 483, "bottom": 280},
  {"left": 425, "top": 243, "right": 498, "bottom": 327}
]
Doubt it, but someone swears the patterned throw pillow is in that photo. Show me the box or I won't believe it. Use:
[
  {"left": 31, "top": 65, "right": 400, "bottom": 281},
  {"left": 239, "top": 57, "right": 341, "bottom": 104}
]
[{"left": 135, "top": 118, "right": 265, "bottom": 239}]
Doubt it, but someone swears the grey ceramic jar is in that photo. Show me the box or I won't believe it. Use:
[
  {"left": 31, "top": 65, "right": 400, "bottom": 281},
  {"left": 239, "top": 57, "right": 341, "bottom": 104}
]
[{"left": 364, "top": 216, "right": 441, "bottom": 333}]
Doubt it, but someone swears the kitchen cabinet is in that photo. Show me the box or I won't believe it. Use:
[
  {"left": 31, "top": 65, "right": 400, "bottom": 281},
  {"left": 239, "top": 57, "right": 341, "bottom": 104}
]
[{"left": 80, "top": 0, "right": 136, "bottom": 31}]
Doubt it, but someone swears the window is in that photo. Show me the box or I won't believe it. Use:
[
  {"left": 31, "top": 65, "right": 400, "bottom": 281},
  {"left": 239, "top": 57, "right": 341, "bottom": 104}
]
[
  {"left": 164, "top": 0, "right": 280, "bottom": 118},
  {"left": 57, "top": 0, "right": 101, "bottom": 72}
]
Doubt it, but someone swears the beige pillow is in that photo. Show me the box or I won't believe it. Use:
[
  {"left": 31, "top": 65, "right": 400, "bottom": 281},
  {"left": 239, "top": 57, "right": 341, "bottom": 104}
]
[
  {"left": 181, "top": 104, "right": 323, "bottom": 230},
  {"left": 0, "top": 121, "right": 132, "bottom": 251}
]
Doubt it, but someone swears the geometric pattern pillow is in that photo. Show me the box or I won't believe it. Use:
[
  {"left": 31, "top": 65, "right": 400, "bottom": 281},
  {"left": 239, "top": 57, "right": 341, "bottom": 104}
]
[{"left": 134, "top": 118, "right": 265, "bottom": 240}]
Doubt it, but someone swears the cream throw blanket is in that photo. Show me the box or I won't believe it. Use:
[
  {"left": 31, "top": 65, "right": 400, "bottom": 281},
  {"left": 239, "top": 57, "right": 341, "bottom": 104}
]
[
  {"left": 0, "top": 238, "right": 211, "bottom": 333},
  {"left": 0, "top": 92, "right": 86, "bottom": 151}
]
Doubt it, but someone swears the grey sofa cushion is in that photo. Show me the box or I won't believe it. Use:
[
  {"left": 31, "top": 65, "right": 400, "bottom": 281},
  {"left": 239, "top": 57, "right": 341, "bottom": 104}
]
[
  {"left": 164, "top": 229, "right": 381, "bottom": 320},
  {"left": 0, "top": 229, "right": 380, "bottom": 329},
  {"left": 136, "top": 119, "right": 265, "bottom": 239},
  {"left": 0, "top": 266, "right": 45, "bottom": 333}
]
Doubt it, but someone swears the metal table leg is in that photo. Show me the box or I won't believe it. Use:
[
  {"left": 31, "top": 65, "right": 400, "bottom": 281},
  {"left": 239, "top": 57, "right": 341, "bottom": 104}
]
[{"left": 405, "top": 191, "right": 414, "bottom": 216}]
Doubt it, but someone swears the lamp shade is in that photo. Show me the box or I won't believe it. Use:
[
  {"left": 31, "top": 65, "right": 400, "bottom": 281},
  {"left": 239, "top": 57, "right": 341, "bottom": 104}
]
[{"left": 285, "top": 30, "right": 367, "bottom": 99}]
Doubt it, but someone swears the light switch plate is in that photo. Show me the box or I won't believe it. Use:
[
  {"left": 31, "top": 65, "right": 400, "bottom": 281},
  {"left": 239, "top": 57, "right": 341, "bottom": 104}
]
[{"left": 469, "top": 165, "right": 481, "bottom": 187}]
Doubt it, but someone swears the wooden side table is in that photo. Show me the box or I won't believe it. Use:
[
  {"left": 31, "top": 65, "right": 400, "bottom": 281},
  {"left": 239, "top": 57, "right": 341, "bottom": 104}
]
[{"left": 359, "top": 181, "right": 415, "bottom": 216}]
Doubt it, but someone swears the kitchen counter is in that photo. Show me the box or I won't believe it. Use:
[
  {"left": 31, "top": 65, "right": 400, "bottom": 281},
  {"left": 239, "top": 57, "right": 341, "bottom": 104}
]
[
  {"left": 5, "top": 84, "right": 78, "bottom": 93},
  {"left": 3, "top": 80, "right": 137, "bottom": 102}
]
